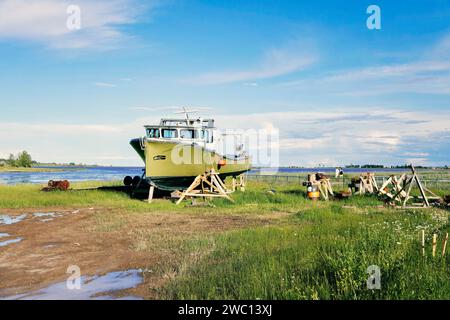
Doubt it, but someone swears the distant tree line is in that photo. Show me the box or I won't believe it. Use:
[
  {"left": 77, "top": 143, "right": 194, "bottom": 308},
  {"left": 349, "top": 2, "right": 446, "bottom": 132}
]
[
  {"left": 0, "top": 151, "right": 33, "bottom": 168},
  {"left": 345, "top": 164, "right": 434, "bottom": 169},
  {"left": 345, "top": 164, "right": 385, "bottom": 168}
]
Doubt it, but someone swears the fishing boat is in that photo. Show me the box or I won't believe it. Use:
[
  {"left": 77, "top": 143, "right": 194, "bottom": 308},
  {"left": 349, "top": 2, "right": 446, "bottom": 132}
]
[{"left": 129, "top": 111, "right": 252, "bottom": 191}]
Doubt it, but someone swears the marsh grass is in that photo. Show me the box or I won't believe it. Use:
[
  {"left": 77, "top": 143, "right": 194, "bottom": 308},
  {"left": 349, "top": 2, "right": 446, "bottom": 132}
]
[
  {"left": 1, "top": 179, "right": 449, "bottom": 299},
  {"left": 0, "top": 180, "right": 322, "bottom": 214},
  {"left": 165, "top": 205, "right": 449, "bottom": 300},
  {"left": 0, "top": 182, "right": 132, "bottom": 209}
]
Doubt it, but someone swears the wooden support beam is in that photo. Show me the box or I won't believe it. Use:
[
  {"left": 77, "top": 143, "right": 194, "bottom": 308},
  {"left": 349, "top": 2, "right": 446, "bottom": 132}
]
[
  {"left": 414, "top": 174, "right": 430, "bottom": 207},
  {"left": 148, "top": 185, "right": 155, "bottom": 204},
  {"left": 176, "top": 170, "right": 235, "bottom": 205},
  {"left": 240, "top": 174, "right": 246, "bottom": 191},
  {"left": 402, "top": 177, "right": 415, "bottom": 208}
]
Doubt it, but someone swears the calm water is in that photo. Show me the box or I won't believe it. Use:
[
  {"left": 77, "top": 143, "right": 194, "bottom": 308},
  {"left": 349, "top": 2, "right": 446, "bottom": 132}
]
[
  {"left": 0, "top": 166, "right": 408, "bottom": 185},
  {"left": 0, "top": 166, "right": 144, "bottom": 185},
  {"left": 1, "top": 269, "right": 143, "bottom": 300}
]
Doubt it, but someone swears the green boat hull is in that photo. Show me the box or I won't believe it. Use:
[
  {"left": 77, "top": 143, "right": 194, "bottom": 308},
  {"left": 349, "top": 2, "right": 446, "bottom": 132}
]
[{"left": 130, "top": 138, "right": 251, "bottom": 191}]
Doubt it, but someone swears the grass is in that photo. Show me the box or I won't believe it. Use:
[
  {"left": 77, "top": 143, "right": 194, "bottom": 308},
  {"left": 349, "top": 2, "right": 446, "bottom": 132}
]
[
  {"left": 0, "top": 179, "right": 448, "bottom": 299},
  {"left": 164, "top": 204, "right": 449, "bottom": 299},
  {"left": 0, "top": 181, "right": 137, "bottom": 209},
  {"left": 0, "top": 180, "right": 331, "bottom": 214}
]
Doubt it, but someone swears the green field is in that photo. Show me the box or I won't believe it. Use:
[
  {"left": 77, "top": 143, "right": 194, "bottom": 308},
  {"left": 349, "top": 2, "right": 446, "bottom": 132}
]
[
  {"left": 165, "top": 205, "right": 449, "bottom": 299},
  {"left": 0, "top": 180, "right": 449, "bottom": 299}
]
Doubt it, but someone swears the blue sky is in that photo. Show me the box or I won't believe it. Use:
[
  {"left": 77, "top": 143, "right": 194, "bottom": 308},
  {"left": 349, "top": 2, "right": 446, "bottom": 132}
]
[{"left": 0, "top": 0, "right": 449, "bottom": 166}]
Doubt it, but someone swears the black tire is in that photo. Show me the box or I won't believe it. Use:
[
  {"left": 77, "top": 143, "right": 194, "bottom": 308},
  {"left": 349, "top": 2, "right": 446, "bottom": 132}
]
[
  {"left": 123, "top": 176, "right": 133, "bottom": 186},
  {"left": 132, "top": 176, "right": 141, "bottom": 186}
]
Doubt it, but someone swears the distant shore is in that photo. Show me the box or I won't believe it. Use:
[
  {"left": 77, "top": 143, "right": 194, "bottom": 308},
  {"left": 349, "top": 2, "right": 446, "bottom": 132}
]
[{"left": 0, "top": 166, "right": 66, "bottom": 173}]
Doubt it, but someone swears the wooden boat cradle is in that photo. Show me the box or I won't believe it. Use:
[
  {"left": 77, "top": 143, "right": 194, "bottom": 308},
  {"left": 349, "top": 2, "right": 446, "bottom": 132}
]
[
  {"left": 146, "top": 169, "right": 246, "bottom": 205},
  {"left": 378, "top": 165, "right": 441, "bottom": 208}
]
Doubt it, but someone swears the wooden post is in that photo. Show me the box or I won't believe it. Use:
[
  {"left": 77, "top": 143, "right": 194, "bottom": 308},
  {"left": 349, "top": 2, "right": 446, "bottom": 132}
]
[
  {"left": 378, "top": 176, "right": 393, "bottom": 196},
  {"left": 421, "top": 230, "right": 425, "bottom": 256},
  {"left": 372, "top": 175, "right": 379, "bottom": 192},
  {"left": 442, "top": 233, "right": 448, "bottom": 257},
  {"left": 240, "top": 175, "right": 246, "bottom": 191},
  {"left": 432, "top": 234, "right": 437, "bottom": 257},
  {"left": 148, "top": 185, "right": 155, "bottom": 203},
  {"left": 402, "top": 177, "right": 414, "bottom": 208},
  {"left": 411, "top": 165, "right": 430, "bottom": 207}
]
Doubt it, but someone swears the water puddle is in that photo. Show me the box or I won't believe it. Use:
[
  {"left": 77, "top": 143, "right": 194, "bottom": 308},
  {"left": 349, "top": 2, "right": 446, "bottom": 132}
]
[
  {"left": 0, "top": 237, "right": 23, "bottom": 247},
  {"left": 0, "top": 233, "right": 9, "bottom": 238},
  {"left": 33, "top": 212, "right": 57, "bottom": 218},
  {"left": 0, "top": 211, "right": 77, "bottom": 225},
  {"left": 33, "top": 212, "right": 63, "bottom": 222},
  {"left": 0, "top": 214, "right": 28, "bottom": 225},
  {"left": 2, "top": 269, "right": 143, "bottom": 300}
]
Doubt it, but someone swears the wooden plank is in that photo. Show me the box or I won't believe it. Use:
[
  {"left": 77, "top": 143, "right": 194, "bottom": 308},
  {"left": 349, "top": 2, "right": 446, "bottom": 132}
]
[
  {"left": 148, "top": 185, "right": 155, "bottom": 204},
  {"left": 402, "top": 177, "right": 414, "bottom": 208},
  {"left": 414, "top": 174, "right": 430, "bottom": 207},
  {"left": 176, "top": 175, "right": 202, "bottom": 205},
  {"left": 443, "top": 233, "right": 448, "bottom": 256},
  {"left": 379, "top": 176, "right": 393, "bottom": 194}
]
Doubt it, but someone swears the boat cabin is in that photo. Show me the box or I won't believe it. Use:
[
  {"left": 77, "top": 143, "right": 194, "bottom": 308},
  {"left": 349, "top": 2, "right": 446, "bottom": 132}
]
[{"left": 144, "top": 118, "right": 216, "bottom": 144}]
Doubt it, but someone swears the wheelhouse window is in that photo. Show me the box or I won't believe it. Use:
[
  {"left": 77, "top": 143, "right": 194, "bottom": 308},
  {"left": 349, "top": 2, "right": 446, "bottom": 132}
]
[
  {"left": 199, "top": 130, "right": 210, "bottom": 142},
  {"left": 146, "top": 128, "right": 160, "bottom": 138},
  {"left": 161, "top": 129, "right": 178, "bottom": 138},
  {"left": 200, "top": 130, "right": 213, "bottom": 143},
  {"left": 180, "top": 129, "right": 197, "bottom": 139}
]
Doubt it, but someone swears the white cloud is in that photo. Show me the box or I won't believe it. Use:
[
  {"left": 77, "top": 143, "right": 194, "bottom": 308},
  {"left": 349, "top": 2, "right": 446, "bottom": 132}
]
[
  {"left": 183, "top": 44, "right": 317, "bottom": 85},
  {"left": 213, "top": 109, "right": 450, "bottom": 166},
  {"left": 93, "top": 82, "right": 117, "bottom": 88},
  {"left": 403, "top": 152, "right": 430, "bottom": 157},
  {"left": 324, "top": 61, "right": 450, "bottom": 83},
  {"left": 280, "top": 33, "right": 450, "bottom": 96},
  {"left": 0, "top": 0, "right": 152, "bottom": 49},
  {"left": 0, "top": 108, "right": 448, "bottom": 166}
]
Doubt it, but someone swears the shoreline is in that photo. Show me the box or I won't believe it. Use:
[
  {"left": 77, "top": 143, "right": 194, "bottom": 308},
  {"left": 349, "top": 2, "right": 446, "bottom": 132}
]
[{"left": 0, "top": 167, "right": 65, "bottom": 173}]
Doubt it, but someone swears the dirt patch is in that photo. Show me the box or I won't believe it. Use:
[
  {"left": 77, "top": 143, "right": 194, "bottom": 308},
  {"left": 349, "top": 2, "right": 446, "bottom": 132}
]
[{"left": 0, "top": 206, "right": 286, "bottom": 299}]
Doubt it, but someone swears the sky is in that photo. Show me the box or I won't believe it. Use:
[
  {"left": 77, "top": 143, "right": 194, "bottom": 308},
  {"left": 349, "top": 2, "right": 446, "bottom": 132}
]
[{"left": 0, "top": 0, "right": 449, "bottom": 167}]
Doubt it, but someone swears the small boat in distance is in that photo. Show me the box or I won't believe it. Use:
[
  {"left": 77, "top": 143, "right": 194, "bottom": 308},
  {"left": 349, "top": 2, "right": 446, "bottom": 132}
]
[{"left": 130, "top": 110, "right": 252, "bottom": 191}]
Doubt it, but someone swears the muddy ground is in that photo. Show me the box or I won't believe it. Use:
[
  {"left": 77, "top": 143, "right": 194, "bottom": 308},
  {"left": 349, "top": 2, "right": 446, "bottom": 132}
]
[{"left": 0, "top": 206, "right": 284, "bottom": 299}]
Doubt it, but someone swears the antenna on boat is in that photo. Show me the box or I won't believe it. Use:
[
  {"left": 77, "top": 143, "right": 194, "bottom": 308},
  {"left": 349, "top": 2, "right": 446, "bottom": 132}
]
[{"left": 173, "top": 107, "right": 200, "bottom": 120}]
